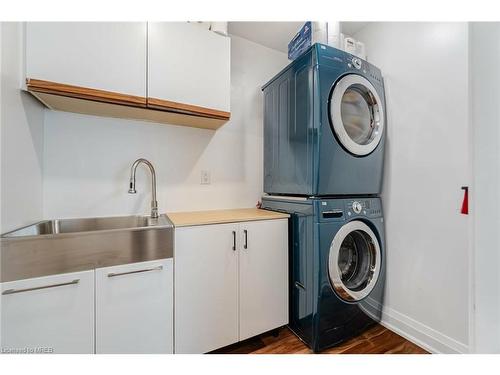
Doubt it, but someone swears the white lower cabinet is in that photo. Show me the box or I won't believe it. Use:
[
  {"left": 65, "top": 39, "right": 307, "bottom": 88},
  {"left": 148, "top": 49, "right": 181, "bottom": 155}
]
[
  {"left": 1, "top": 219, "right": 285, "bottom": 354},
  {"left": 1, "top": 270, "right": 95, "bottom": 354},
  {"left": 95, "top": 259, "right": 173, "bottom": 354},
  {"left": 239, "top": 220, "right": 289, "bottom": 341},
  {"left": 1, "top": 258, "right": 173, "bottom": 354},
  {"left": 175, "top": 223, "right": 239, "bottom": 354},
  {"left": 175, "top": 219, "right": 288, "bottom": 353}
]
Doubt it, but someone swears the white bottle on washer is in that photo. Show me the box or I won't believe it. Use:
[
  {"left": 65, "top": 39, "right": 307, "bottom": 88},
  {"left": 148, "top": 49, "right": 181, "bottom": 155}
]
[
  {"left": 327, "top": 21, "right": 341, "bottom": 48},
  {"left": 312, "top": 22, "right": 328, "bottom": 44},
  {"left": 343, "top": 36, "right": 357, "bottom": 55}
]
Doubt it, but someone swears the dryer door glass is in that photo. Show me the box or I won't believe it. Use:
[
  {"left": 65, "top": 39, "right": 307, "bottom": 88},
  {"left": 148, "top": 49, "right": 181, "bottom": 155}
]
[
  {"left": 328, "top": 220, "right": 381, "bottom": 302},
  {"left": 330, "top": 74, "right": 384, "bottom": 156},
  {"left": 341, "top": 86, "right": 375, "bottom": 145}
]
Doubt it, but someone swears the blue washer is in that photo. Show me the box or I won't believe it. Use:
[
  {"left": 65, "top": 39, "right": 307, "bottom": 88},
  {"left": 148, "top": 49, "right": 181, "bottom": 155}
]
[
  {"left": 262, "top": 44, "right": 386, "bottom": 196},
  {"left": 262, "top": 195, "right": 386, "bottom": 352}
]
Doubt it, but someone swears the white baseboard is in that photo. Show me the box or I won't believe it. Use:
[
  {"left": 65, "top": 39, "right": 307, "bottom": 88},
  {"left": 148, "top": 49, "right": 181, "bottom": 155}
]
[
  {"left": 380, "top": 307, "right": 469, "bottom": 354},
  {"left": 366, "top": 298, "right": 469, "bottom": 354}
]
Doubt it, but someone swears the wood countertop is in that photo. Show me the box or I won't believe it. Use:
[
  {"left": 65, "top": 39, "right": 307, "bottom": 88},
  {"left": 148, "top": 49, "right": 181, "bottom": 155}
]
[{"left": 166, "top": 208, "right": 289, "bottom": 227}]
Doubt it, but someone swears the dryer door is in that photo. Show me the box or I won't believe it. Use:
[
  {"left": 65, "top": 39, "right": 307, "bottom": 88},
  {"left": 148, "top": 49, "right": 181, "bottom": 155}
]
[
  {"left": 329, "top": 74, "right": 384, "bottom": 156},
  {"left": 328, "top": 220, "right": 381, "bottom": 302}
]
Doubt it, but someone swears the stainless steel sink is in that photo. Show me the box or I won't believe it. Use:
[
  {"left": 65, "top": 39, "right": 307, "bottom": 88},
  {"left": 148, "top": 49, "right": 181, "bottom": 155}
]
[
  {"left": 1, "top": 215, "right": 174, "bottom": 282},
  {"left": 2, "top": 214, "right": 171, "bottom": 238}
]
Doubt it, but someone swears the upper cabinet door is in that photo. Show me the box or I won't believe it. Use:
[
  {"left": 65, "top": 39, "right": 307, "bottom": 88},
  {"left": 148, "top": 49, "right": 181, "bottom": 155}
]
[
  {"left": 148, "top": 22, "right": 231, "bottom": 114},
  {"left": 239, "top": 219, "right": 289, "bottom": 341},
  {"left": 25, "top": 22, "right": 147, "bottom": 98}
]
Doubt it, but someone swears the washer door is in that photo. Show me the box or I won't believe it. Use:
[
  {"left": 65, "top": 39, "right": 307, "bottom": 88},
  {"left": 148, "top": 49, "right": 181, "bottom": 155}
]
[
  {"left": 329, "top": 74, "right": 384, "bottom": 156},
  {"left": 328, "top": 220, "right": 381, "bottom": 302}
]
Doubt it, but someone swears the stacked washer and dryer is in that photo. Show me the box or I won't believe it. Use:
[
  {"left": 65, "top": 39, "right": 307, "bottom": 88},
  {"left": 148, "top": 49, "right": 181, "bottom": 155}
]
[{"left": 261, "top": 44, "right": 387, "bottom": 352}]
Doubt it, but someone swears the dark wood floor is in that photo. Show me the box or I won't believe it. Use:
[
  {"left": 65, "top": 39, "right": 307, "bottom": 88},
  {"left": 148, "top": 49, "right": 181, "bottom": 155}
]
[{"left": 213, "top": 324, "right": 428, "bottom": 354}]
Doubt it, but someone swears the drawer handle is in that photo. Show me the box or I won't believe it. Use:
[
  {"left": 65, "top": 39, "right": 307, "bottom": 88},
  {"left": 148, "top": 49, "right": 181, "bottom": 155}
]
[
  {"left": 107, "top": 265, "right": 163, "bottom": 278},
  {"left": 232, "top": 231, "right": 236, "bottom": 251},
  {"left": 243, "top": 229, "right": 248, "bottom": 249},
  {"left": 2, "top": 279, "right": 80, "bottom": 295}
]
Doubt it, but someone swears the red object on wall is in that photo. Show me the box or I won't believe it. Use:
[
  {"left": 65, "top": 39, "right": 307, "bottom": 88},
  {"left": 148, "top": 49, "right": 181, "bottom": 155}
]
[{"left": 461, "top": 186, "right": 469, "bottom": 215}]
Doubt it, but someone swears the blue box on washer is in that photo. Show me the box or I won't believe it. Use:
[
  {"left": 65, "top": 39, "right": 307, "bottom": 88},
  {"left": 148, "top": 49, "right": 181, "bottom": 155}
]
[{"left": 288, "top": 22, "right": 312, "bottom": 60}]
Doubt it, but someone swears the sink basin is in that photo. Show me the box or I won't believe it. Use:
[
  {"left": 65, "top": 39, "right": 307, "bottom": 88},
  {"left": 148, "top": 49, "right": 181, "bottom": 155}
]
[
  {"left": 2, "top": 214, "right": 171, "bottom": 238},
  {"left": 1, "top": 214, "right": 174, "bottom": 282}
]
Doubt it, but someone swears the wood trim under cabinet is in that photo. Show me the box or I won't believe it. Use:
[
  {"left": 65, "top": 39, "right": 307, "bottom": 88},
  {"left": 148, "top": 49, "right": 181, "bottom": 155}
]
[
  {"left": 26, "top": 78, "right": 230, "bottom": 127},
  {"left": 26, "top": 78, "right": 147, "bottom": 107},
  {"left": 28, "top": 91, "right": 228, "bottom": 130},
  {"left": 147, "top": 97, "right": 230, "bottom": 120}
]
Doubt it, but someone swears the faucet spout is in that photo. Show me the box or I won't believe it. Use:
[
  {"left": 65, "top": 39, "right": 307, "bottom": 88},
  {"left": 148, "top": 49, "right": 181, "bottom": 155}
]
[{"left": 128, "top": 158, "right": 159, "bottom": 219}]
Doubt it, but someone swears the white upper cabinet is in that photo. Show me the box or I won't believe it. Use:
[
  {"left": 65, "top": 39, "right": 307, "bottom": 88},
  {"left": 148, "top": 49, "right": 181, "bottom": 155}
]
[
  {"left": 148, "top": 22, "right": 231, "bottom": 113},
  {"left": 1, "top": 270, "right": 95, "bottom": 354},
  {"left": 239, "top": 219, "right": 288, "bottom": 341},
  {"left": 25, "top": 22, "right": 147, "bottom": 97}
]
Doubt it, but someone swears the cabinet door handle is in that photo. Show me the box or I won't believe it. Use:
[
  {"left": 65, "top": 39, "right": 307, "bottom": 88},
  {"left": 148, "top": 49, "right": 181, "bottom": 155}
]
[
  {"left": 243, "top": 229, "right": 248, "bottom": 249},
  {"left": 295, "top": 281, "right": 306, "bottom": 291},
  {"left": 2, "top": 279, "right": 80, "bottom": 295},
  {"left": 107, "top": 265, "right": 163, "bottom": 278},
  {"left": 232, "top": 231, "right": 236, "bottom": 251}
]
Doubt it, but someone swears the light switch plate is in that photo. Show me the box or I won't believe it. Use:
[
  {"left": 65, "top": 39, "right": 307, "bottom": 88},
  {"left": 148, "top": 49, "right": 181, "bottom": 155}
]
[{"left": 201, "top": 170, "right": 211, "bottom": 185}]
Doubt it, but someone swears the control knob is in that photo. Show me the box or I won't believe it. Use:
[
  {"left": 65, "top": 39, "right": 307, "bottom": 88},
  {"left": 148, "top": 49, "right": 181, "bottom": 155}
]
[
  {"left": 352, "top": 57, "right": 362, "bottom": 69},
  {"left": 352, "top": 201, "right": 362, "bottom": 214}
]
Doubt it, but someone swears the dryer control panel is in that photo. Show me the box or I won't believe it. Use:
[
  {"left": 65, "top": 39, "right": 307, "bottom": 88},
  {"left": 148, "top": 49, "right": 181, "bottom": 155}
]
[
  {"left": 314, "top": 44, "right": 383, "bottom": 85},
  {"left": 317, "top": 198, "right": 383, "bottom": 222}
]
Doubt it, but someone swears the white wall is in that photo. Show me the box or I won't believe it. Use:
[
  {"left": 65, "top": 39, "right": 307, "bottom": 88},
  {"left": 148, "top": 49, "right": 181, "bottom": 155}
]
[
  {"left": 355, "top": 23, "right": 471, "bottom": 353},
  {"left": 470, "top": 22, "right": 500, "bottom": 353},
  {"left": 0, "top": 22, "right": 45, "bottom": 233},
  {"left": 42, "top": 35, "right": 288, "bottom": 218}
]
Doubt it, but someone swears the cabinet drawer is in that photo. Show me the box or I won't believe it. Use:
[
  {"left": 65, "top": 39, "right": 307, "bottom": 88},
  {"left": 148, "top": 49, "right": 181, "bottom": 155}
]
[
  {"left": 95, "top": 258, "right": 173, "bottom": 354},
  {"left": 1, "top": 270, "right": 94, "bottom": 354}
]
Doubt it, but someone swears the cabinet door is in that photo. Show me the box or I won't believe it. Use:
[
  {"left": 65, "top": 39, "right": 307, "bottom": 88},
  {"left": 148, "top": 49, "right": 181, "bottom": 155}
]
[
  {"left": 175, "top": 223, "right": 239, "bottom": 353},
  {"left": 239, "top": 219, "right": 289, "bottom": 340},
  {"left": 95, "top": 258, "right": 173, "bottom": 354},
  {"left": 148, "top": 22, "right": 231, "bottom": 112},
  {"left": 1, "top": 270, "right": 94, "bottom": 354},
  {"left": 25, "top": 22, "right": 147, "bottom": 97}
]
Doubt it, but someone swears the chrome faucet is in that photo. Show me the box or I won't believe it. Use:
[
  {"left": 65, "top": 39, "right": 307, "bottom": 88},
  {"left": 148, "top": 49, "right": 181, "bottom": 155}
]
[{"left": 128, "top": 158, "right": 159, "bottom": 219}]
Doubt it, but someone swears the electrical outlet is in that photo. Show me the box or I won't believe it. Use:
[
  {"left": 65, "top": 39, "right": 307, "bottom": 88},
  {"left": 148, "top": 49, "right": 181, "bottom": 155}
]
[{"left": 201, "top": 170, "right": 211, "bottom": 185}]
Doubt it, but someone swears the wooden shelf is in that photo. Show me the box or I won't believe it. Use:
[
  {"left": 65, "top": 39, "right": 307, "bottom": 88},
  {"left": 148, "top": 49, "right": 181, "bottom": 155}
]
[
  {"left": 26, "top": 78, "right": 230, "bottom": 130},
  {"left": 148, "top": 97, "right": 230, "bottom": 121},
  {"left": 27, "top": 79, "right": 147, "bottom": 107}
]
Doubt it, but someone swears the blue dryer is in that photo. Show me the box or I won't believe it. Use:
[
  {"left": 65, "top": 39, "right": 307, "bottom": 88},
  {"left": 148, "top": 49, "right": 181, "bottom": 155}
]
[
  {"left": 262, "top": 195, "right": 385, "bottom": 352},
  {"left": 262, "top": 44, "right": 386, "bottom": 196}
]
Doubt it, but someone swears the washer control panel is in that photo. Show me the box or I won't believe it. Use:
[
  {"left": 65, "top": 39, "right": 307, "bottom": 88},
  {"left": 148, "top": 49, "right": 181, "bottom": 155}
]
[{"left": 345, "top": 199, "right": 383, "bottom": 218}]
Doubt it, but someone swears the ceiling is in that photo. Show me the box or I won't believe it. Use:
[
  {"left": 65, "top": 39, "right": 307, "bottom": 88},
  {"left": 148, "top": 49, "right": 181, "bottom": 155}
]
[{"left": 228, "top": 22, "right": 369, "bottom": 53}]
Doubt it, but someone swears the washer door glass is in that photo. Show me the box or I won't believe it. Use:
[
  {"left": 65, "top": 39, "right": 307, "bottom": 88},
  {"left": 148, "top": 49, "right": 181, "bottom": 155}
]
[
  {"left": 330, "top": 74, "right": 384, "bottom": 156},
  {"left": 328, "top": 221, "right": 381, "bottom": 302}
]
